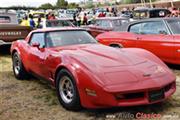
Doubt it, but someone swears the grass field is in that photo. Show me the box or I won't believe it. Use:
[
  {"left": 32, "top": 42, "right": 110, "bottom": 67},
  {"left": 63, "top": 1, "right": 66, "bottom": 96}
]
[{"left": 0, "top": 46, "right": 180, "bottom": 120}]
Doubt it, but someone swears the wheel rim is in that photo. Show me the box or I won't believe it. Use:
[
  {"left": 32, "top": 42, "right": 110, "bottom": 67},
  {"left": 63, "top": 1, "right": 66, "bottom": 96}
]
[
  {"left": 59, "top": 76, "right": 75, "bottom": 104},
  {"left": 13, "top": 54, "right": 20, "bottom": 75}
]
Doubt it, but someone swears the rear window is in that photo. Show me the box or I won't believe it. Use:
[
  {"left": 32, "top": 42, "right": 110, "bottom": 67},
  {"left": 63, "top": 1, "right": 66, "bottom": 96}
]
[
  {"left": 0, "top": 16, "right": 10, "bottom": 23},
  {"left": 112, "top": 19, "right": 129, "bottom": 26}
]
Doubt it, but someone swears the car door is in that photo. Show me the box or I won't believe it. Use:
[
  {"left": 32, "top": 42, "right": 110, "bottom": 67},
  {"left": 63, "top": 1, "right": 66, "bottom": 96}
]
[
  {"left": 27, "top": 32, "right": 47, "bottom": 77},
  {"left": 135, "top": 21, "right": 174, "bottom": 62},
  {"left": 121, "top": 23, "right": 141, "bottom": 47}
]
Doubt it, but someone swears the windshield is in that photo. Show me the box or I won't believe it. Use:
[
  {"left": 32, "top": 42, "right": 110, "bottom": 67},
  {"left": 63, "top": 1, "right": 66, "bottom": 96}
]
[
  {"left": 167, "top": 19, "right": 180, "bottom": 34},
  {"left": 46, "top": 20, "right": 73, "bottom": 27},
  {"left": 46, "top": 31, "right": 97, "bottom": 47}
]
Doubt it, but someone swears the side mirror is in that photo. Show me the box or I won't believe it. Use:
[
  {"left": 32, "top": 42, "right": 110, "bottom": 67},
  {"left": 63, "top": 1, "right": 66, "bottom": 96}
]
[
  {"left": 159, "top": 30, "right": 167, "bottom": 35},
  {"left": 32, "top": 42, "right": 40, "bottom": 48}
]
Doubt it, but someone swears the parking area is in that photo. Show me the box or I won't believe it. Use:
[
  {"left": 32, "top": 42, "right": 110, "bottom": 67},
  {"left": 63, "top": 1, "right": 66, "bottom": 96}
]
[{"left": 0, "top": 47, "right": 180, "bottom": 120}]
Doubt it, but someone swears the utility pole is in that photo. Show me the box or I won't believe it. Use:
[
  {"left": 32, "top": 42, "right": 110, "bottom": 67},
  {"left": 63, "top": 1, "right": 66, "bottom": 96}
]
[
  {"left": 171, "top": 0, "right": 174, "bottom": 7},
  {"left": 142, "top": 0, "right": 146, "bottom": 7}
]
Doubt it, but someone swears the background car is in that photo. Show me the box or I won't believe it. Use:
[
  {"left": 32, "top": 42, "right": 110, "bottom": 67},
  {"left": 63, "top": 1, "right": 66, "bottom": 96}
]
[
  {"left": 96, "top": 18, "right": 180, "bottom": 65},
  {"left": 0, "top": 12, "right": 32, "bottom": 46},
  {"left": 40, "top": 18, "right": 74, "bottom": 28},
  {"left": 85, "top": 17, "right": 129, "bottom": 37},
  {"left": 0, "top": 12, "right": 18, "bottom": 23},
  {"left": 11, "top": 27, "right": 175, "bottom": 110},
  {"left": 133, "top": 7, "right": 171, "bottom": 19}
]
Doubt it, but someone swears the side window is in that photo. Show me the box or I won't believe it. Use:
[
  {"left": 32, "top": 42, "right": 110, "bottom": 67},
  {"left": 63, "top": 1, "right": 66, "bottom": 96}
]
[
  {"left": 141, "top": 21, "right": 168, "bottom": 35},
  {"left": 29, "top": 33, "right": 45, "bottom": 48},
  {"left": 95, "top": 20, "right": 101, "bottom": 26},
  {"left": 129, "top": 23, "right": 141, "bottom": 34},
  {"left": 101, "top": 20, "right": 111, "bottom": 28}
]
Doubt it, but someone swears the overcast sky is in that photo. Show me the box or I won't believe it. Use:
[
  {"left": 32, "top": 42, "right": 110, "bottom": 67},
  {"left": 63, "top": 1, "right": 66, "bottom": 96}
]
[{"left": 0, "top": 0, "right": 80, "bottom": 7}]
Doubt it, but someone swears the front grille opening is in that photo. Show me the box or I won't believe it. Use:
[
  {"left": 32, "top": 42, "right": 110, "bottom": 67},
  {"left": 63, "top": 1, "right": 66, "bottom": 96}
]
[
  {"left": 165, "top": 82, "right": 174, "bottom": 92},
  {"left": 115, "top": 92, "right": 144, "bottom": 100},
  {"left": 148, "top": 89, "right": 165, "bottom": 102}
]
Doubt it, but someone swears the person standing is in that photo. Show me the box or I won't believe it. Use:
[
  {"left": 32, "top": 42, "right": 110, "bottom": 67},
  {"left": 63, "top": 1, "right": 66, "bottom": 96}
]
[
  {"left": 83, "top": 13, "right": 88, "bottom": 25},
  {"left": 29, "top": 14, "right": 35, "bottom": 28},
  {"left": 76, "top": 15, "right": 81, "bottom": 27},
  {"left": 73, "top": 13, "right": 77, "bottom": 26},
  {"left": 48, "top": 13, "right": 56, "bottom": 20},
  {"left": 20, "top": 15, "right": 29, "bottom": 26},
  {"left": 36, "top": 17, "right": 42, "bottom": 28}
]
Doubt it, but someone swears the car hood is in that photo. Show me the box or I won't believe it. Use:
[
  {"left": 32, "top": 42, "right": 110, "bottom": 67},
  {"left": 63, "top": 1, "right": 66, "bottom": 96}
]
[
  {"left": 52, "top": 44, "right": 146, "bottom": 67},
  {"left": 51, "top": 44, "right": 169, "bottom": 86}
]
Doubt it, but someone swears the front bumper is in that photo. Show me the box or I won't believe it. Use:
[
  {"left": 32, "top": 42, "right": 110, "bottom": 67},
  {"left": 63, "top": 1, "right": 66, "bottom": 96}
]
[{"left": 80, "top": 77, "right": 176, "bottom": 108}]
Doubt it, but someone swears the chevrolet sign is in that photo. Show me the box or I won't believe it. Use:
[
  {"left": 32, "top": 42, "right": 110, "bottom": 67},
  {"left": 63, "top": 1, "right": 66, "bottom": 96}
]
[{"left": 0, "top": 31, "right": 22, "bottom": 36}]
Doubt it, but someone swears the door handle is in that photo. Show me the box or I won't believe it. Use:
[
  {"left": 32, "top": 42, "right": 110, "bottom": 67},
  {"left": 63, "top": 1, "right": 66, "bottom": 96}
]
[{"left": 137, "top": 37, "right": 141, "bottom": 40}]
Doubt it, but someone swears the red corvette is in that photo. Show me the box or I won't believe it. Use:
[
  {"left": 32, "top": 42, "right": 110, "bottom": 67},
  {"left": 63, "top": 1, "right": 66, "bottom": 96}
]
[
  {"left": 96, "top": 18, "right": 180, "bottom": 65},
  {"left": 85, "top": 17, "right": 129, "bottom": 38},
  {"left": 11, "top": 27, "right": 176, "bottom": 110}
]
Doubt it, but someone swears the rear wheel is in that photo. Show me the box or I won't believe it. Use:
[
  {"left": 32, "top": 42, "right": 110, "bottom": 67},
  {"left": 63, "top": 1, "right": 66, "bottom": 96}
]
[
  {"left": 12, "top": 52, "right": 29, "bottom": 80},
  {"left": 56, "top": 69, "right": 81, "bottom": 111}
]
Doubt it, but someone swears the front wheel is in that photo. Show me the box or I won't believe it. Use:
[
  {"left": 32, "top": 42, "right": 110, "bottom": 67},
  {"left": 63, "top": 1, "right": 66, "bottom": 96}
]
[{"left": 56, "top": 69, "right": 81, "bottom": 111}]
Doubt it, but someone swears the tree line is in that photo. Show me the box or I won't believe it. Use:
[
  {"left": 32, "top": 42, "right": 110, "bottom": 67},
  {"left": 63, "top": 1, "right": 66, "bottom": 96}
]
[{"left": 0, "top": 0, "right": 79, "bottom": 10}]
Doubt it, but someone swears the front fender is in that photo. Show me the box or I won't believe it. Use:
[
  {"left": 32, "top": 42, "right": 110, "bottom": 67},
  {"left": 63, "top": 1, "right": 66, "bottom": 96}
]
[
  {"left": 121, "top": 48, "right": 168, "bottom": 68},
  {"left": 54, "top": 57, "right": 105, "bottom": 108},
  {"left": 11, "top": 41, "right": 22, "bottom": 55}
]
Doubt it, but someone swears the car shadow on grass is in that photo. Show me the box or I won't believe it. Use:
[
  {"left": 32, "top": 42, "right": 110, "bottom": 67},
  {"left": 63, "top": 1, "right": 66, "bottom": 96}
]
[
  {"left": 167, "top": 63, "right": 180, "bottom": 70},
  {"left": 83, "top": 100, "right": 178, "bottom": 118},
  {"left": 0, "top": 45, "right": 11, "bottom": 55}
]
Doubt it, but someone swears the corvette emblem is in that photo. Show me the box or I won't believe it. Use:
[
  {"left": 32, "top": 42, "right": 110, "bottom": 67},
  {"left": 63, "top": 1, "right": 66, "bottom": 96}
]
[
  {"left": 143, "top": 66, "right": 165, "bottom": 77},
  {"left": 154, "top": 66, "right": 165, "bottom": 73},
  {"left": 143, "top": 73, "right": 152, "bottom": 77}
]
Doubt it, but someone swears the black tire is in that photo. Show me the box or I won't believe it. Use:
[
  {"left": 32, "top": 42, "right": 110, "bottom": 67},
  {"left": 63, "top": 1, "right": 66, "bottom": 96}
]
[
  {"left": 110, "top": 44, "right": 121, "bottom": 48},
  {"left": 12, "top": 52, "right": 29, "bottom": 80},
  {"left": 56, "top": 69, "right": 81, "bottom": 111}
]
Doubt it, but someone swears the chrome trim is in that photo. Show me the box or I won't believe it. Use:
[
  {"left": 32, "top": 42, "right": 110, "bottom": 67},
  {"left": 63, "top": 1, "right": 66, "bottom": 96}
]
[
  {"left": 163, "top": 20, "right": 173, "bottom": 35},
  {"left": 0, "top": 40, "right": 12, "bottom": 45}
]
